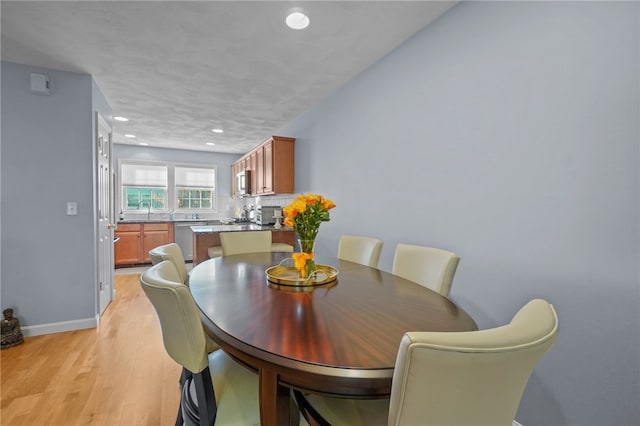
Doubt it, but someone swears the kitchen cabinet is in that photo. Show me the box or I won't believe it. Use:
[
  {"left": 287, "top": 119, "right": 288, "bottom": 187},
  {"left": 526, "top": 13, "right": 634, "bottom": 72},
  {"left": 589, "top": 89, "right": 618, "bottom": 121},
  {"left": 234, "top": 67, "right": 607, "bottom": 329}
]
[
  {"left": 230, "top": 163, "right": 237, "bottom": 198},
  {"left": 249, "top": 150, "right": 258, "bottom": 196},
  {"left": 255, "top": 142, "right": 266, "bottom": 194},
  {"left": 142, "top": 223, "right": 174, "bottom": 263},
  {"left": 232, "top": 135, "right": 295, "bottom": 197},
  {"left": 232, "top": 157, "right": 255, "bottom": 199},
  {"left": 114, "top": 222, "right": 175, "bottom": 266},
  {"left": 114, "top": 223, "right": 142, "bottom": 265},
  {"left": 254, "top": 136, "right": 294, "bottom": 195}
]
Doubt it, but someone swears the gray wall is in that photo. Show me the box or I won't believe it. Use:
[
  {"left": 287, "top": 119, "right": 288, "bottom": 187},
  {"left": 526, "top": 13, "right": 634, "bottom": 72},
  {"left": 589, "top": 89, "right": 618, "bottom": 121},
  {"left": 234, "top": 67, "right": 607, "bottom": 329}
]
[
  {"left": 1, "top": 61, "right": 111, "bottom": 331},
  {"left": 112, "top": 144, "right": 240, "bottom": 217},
  {"left": 278, "top": 2, "right": 639, "bottom": 425}
]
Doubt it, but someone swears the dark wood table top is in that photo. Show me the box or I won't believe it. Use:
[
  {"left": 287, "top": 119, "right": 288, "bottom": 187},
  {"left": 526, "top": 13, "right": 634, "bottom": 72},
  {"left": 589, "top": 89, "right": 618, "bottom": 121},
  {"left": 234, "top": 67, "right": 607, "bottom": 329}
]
[{"left": 189, "top": 252, "right": 477, "bottom": 426}]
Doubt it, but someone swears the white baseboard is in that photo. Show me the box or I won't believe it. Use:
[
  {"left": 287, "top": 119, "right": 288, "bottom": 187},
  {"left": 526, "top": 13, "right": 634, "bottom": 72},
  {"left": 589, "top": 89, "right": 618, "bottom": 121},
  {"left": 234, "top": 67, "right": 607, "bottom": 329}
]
[
  {"left": 513, "top": 421, "right": 524, "bottom": 426},
  {"left": 21, "top": 316, "right": 97, "bottom": 337}
]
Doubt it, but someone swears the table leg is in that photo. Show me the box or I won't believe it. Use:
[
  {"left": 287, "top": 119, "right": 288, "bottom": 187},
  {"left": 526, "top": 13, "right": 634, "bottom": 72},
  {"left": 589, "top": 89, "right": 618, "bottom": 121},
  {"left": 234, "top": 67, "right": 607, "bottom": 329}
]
[{"left": 259, "top": 369, "right": 298, "bottom": 426}]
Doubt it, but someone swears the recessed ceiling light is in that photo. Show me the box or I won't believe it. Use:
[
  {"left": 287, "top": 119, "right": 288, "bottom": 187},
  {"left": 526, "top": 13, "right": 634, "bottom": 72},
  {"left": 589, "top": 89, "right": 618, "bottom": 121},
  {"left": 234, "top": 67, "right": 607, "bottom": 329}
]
[
  {"left": 286, "top": 9, "right": 310, "bottom": 30},
  {"left": 211, "top": 128, "right": 224, "bottom": 134},
  {"left": 138, "top": 142, "right": 148, "bottom": 146},
  {"left": 114, "top": 116, "right": 129, "bottom": 122},
  {"left": 124, "top": 134, "right": 136, "bottom": 138},
  {"left": 206, "top": 142, "right": 216, "bottom": 146}
]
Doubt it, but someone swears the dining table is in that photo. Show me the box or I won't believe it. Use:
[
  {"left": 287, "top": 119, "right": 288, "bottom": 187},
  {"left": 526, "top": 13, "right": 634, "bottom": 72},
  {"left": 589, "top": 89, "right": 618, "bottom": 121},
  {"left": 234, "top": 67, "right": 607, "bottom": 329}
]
[{"left": 189, "top": 252, "right": 478, "bottom": 426}]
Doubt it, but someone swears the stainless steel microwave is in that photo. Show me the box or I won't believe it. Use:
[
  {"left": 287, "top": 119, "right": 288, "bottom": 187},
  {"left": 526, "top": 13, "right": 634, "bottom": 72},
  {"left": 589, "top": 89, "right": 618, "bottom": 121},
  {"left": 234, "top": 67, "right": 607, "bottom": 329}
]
[{"left": 235, "top": 170, "right": 251, "bottom": 196}]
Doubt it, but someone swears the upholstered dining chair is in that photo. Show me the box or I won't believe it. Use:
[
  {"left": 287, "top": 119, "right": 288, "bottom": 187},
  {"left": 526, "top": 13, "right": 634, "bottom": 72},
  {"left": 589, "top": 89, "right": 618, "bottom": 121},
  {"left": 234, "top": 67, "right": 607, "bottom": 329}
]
[
  {"left": 337, "top": 235, "right": 384, "bottom": 267},
  {"left": 149, "top": 243, "right": 190, "bottom": 285},
  {"left": 140, "top": 261, "right": 260, "bottom": 426},
  {"left": 149, "top": 244, "right": 219, "bottom": 356},
  {"left": 219, "top": 230, "right": 272, "bottom": 256},
  {"left": 296, "top": 298, "right": 559, "bottom": 426},
  {"left": 391, "top": 243, "right": 460, "bottom": 297}
]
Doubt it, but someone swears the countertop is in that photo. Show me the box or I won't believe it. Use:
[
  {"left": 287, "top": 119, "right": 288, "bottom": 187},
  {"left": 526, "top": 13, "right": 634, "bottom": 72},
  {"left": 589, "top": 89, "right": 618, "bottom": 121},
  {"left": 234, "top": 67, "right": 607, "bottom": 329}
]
[
  {"left": 118, "top": 218, "right": 230, "bottom": 224},
  {"left": 190, "top": 224, "right": 293, "bottom": 233},
  {"left": 116, "top": 218, "right": 293, "bottom": 233}
]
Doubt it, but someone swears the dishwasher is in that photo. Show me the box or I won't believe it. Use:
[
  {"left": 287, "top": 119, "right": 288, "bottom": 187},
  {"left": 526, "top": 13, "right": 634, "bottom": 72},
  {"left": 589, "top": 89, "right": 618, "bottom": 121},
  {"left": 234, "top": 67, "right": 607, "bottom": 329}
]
[{"left": 174, "top": 222, "right": 207, "bottom": 261}]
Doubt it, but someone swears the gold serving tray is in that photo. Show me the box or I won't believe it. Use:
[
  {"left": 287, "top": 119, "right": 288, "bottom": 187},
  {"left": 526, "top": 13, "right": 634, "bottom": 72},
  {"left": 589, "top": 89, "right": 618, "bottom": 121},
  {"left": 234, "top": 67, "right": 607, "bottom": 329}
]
[{"left": 266, "top": 260, "right": 338, "bottom": 287}]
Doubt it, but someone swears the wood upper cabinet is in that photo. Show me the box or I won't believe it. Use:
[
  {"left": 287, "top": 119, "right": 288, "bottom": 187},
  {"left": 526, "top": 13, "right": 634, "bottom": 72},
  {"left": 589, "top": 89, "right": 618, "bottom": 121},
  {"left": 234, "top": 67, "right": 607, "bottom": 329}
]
[
  {"left": 231, "top": 136, "right": 294, "bottom": 197},
  {"left": 255, "top": 142, "right": 266, "bottom": 194},
  {"left": 260, "top": 136, "right": 294, "bottom": 195},
  {"left": 115, "top": 222, "right": 174, "bottom": 266},
  {"left": 230, "top": 164, "right": 236, "bottom": 198},
  {"left": 249, "top": 150, "right": 258, "bottom": 195},
  {"left": 231, "top": 135, "right": 295, "bottom": 197},
  {"left": 261, "top": 139, "right": 274, "bottom": 194}
]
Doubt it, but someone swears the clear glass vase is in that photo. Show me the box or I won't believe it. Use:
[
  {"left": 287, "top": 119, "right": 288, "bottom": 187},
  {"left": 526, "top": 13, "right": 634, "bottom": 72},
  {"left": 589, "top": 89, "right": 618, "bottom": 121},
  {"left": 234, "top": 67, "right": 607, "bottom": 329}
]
[
  {"left": 297, "top": 237, "right": 316, "bottom": 278},
  {"left": 298, "top": 238, "right": 316, "bottom": 254}
]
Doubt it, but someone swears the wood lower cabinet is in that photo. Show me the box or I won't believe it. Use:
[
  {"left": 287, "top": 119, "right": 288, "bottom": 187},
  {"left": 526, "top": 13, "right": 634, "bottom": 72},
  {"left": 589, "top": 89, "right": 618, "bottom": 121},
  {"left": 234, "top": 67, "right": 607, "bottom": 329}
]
[
  {"left": 142, "top": 223, "right": 175, "bottom": 263},
  {"left": 115, "top": 222, "right": 174, "bottom": 266},
  {"left": 114, "top": 224, "right": 142, "bottom": 265}
]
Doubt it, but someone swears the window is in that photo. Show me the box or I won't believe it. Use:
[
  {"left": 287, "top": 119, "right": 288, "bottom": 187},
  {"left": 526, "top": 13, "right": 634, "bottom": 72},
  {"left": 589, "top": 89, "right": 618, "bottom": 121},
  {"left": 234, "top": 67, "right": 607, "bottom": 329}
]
[
  {"left": 121, "top": 163, "right": 167, "bottom": 210},
  {"left": 119, "top": 161, "right": 216, "bottom": 212},
  {"left": 175, "top": 166, "right": 215, "bottom": 210}
]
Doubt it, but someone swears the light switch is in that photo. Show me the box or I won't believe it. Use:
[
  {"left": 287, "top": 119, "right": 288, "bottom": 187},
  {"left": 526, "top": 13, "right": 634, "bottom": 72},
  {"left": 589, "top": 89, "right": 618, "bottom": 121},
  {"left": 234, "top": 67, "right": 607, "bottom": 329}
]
[{"left": 66, "top": 202, "right": 78, "bottom": 216}]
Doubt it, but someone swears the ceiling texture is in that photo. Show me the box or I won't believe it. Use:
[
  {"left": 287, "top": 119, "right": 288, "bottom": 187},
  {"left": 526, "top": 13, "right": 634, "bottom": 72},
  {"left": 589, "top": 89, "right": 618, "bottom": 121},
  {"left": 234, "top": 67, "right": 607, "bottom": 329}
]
[{"left": 1, "top": 1, "right": 456, "bottom": 154}]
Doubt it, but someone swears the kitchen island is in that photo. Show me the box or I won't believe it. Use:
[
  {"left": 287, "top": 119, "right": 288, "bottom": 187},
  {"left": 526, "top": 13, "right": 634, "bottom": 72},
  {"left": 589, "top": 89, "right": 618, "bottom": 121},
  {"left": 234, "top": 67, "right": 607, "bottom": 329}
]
[{"left": 191, "top": 224, "right": 296, "bottom": 265}]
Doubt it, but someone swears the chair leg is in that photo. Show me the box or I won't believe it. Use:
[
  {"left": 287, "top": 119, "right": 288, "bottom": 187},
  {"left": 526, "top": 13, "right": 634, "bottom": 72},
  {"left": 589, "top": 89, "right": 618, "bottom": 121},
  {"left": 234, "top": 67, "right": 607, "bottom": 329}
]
[
  {"left": 192, "top": 367, "right": 217, "bottom": 426},
  {"left": 293, "top": 390, "right": 331, "bottom": 426},
  {"left": 176, "top": 368, "right": 192, "bottom": 426},
  {"left": 181, "top": 376, "right": 198, "bottom": 426}
]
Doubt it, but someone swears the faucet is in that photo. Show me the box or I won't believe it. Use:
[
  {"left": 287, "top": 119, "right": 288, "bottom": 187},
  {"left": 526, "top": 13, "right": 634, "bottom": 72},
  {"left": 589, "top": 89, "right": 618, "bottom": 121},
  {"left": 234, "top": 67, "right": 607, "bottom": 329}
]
[{"left": 137, "top": 200, "right": 151, "bottom": 220}]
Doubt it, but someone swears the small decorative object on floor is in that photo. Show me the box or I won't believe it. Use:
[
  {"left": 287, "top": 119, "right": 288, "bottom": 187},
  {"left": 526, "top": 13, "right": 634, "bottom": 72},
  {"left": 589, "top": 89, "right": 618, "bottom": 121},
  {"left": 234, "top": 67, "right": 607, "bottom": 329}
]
[
  {"left": 1, "top": 308, "right": 24, "bottom": 349},
  {"left": 283, "top": 193, "right": 336, "bottom": 278}
]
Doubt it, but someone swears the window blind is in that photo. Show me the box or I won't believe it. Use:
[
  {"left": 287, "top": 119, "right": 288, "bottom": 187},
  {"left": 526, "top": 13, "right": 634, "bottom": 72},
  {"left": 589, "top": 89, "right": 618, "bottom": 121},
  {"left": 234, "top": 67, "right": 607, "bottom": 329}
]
[
  {"left": 175, "top": 166, "right": 215, "bottom": 188},
  {"left": 121, "top": 163, "right": 167, "bottom": 187}
]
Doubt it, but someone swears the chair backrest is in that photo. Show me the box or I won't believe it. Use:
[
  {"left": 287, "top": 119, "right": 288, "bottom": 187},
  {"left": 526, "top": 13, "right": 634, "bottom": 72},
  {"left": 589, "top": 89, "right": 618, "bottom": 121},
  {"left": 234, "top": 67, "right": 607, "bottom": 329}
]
[
  {"left": 391, "top": 243, "right": 460, "bottom": 297},
  {"left": 337, "top": 235, "right": 383, "bottom": 267},
  {"left": 140, "top": 260, "right": 208, "bottom": 375},
  {"left": 148, "top": 243, "right": 189, "bottom": 285},
  {"left": 388, "top": 299, "right": 559, "bottom": 426},
  {"left": 219, "top": 231, "right": 272, "bottom": 256}
]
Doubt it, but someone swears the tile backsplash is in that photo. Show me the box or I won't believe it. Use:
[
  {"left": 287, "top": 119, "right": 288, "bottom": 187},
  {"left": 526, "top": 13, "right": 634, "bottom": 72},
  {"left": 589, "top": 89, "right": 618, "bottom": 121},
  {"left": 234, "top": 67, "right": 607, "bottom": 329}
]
[
  {"left": 122, "top": 194, "right": 299, "bottom": 222},
  {"left": 228, "top": 194, "right": 297, "bottom": 218}
]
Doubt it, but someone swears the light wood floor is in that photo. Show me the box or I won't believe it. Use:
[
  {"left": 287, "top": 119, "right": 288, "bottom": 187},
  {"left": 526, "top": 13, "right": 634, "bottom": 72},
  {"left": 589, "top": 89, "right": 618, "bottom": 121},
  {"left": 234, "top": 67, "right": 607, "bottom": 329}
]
[{"left": 1, "top": 273, "right": 182, "bottom": 426}]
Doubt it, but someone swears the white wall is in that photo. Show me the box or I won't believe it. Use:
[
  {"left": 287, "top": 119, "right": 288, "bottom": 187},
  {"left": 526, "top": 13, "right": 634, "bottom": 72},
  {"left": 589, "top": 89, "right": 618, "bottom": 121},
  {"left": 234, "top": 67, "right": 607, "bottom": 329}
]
[
  {"left": 1, "top": 61, "right": 111, "bottom": 333},
  {"left": 278, "top": 2, "right": 639, "bottom": 425}
]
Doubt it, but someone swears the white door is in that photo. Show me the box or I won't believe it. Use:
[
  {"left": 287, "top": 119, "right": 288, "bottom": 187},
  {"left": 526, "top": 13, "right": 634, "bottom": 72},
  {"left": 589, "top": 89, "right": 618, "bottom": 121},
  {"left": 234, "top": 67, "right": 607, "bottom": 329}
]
[{"left": 97, "top": 113, "right": 115, "bottom": 314}]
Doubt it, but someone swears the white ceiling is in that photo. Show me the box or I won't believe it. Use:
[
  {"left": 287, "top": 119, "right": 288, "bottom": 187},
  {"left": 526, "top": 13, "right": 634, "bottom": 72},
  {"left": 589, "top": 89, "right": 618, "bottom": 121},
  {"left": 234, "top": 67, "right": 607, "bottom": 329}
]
[{"left": 1, "top": 1, "right": 456, "bottom": 154}]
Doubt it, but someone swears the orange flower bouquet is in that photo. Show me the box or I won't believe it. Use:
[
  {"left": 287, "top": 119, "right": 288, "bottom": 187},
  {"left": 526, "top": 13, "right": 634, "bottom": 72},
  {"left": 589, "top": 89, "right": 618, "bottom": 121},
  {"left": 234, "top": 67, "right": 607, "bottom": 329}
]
[{"left": 283, "top": 194, "right": 336, "bottom": 278}]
